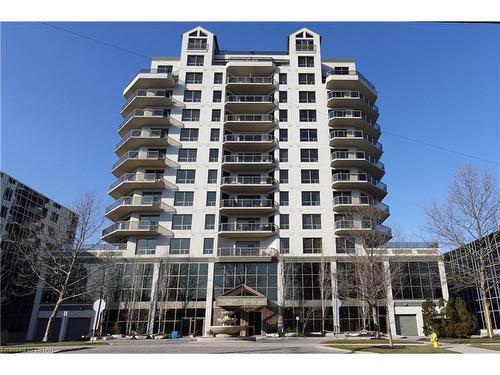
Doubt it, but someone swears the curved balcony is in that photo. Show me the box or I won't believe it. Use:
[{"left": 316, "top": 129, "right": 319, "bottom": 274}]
[
  {"left": 224, "top": 114, "right": 277, "bottom": 132},
  {"left": 218, "top": 222, "right": 278, "bottom": 238},
  {"left": 121, "top": 89, "right": 174, "bottom": 116},
  {"left": 325, "top": 69, "right": 377, "bottom": 99},
  {"left": 330, "top": 151, "right": 385, "bottom": 179},
  {"left": 223, "top": 133, "right": 276, "bottom": 151},
  {"left": 108, "top": 173, "right": 177, "bottom": 199},
  {"left": 225, "top": 95, "right": 276, "bottom": 113},
  {"left": 333, "top": 196, "right": 390, "bottom": 220},
  {"left": 124, "top": 69, "right": 176, "bottom": 98},
  {"left": 220, "top": 176, "right": 277, "bottom": 193},
  {"left": 226, "top": 75, "right": 277, "bottom": 94},
  {"left": 217, "top": 247, "right": 278, "bottom": 261},
  {"left": 105, "top": 197, "right": 175, "bottom": 221},
  {"left": 115, "top": 129, "right": 181, "bottom": 156},
  {"left": 219, "top": 199, "right": 278, "bottom": 214},
  {"left": 334, "top": 219, "right": 392, "bottom": 239},
  {"left": 119, "top": 108, "right": 180, "bottom": 136},
  {"left": 112, "top": 151, "right": 179, "bottom": 177},
  {"left": 101, "top": 220, "right": 172, "bottom": 242},
  {"left": 328, "top": 110, "right": 381, "bottom": 138},
  {"left": 222, "top": 154, "right": 276, "bottom": 172},
  {"left": 330, "top": 130, "right": 383, "bottom": 159},
  {"left": 331, "top": 173, "right": 387, "bottom": 199},
  {"left": 226, "top": 58, "right": 277, "bottom": 76},
  {"left": 327, "top": 90, "right": 378, "bottom": 118}
]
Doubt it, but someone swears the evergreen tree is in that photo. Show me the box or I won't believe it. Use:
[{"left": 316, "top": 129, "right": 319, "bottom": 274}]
[
  {"left": 421, "top": 298, "right": 438, "bottom": 335},
  {"left": 440, "top": 297, "right": 477, "bottom": 338}
]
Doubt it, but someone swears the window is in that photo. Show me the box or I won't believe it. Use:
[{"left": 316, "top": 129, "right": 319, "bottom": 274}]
[
  {"left": 212, "top": 90, "right": 222, "bottom": 103},
  {"left": 279, "top": 149, "right": 288, "bottom": 162},
  {"left": 203, "top": 238, "right": 214, "bottom": 254},
  {"left": 211, "top": 109, "right": 221, "bottom": 122},
  {"left": 298, "top": 73, "right": 315, "bottom": 85},
  {"left": 280, "top": 170, "right": 289, "bottom": 184},
  {"left": 3, "top": 188, "right": 13, "bottom": 201},
  {"left": 206, "top": 191, "right": 217, "bottom": 206},
  {"left": 279, "top": 110, "right": 288, "bottom": 122},
  {"left": 214, "top": 72, "right": 223, "bottom": 84},
  {"left": 136, "top": 238, "right": 157, "bottom": 255},
  {"left": 299, "top": 109, "right": 317, "bottom": 122},
  {"left": 172, "top": 214, "right": 192, "bottom": 230},
  {"left": 299, "top": 91, "right": 316, "bottom": 103},
  {"left": 280, "top": 238, "right": 290, "bottom": 254},
  {"left": 280, "top": 214, "right": 289, "bottom": 230},
  {"left": 391, "top": 261, "right": 443, "bottom": 300},
  {"left": 298, "top": 56, "right": 314, "bottom": 67},
  {"left": 336, "top": 237, "right": 355, "bottom": 253},
  {"left": 303, "top": 238, "right": 322, "bottom": 254},
  {"left": 210, "top": 128, "right": 220, "bottom": 142},
  {"left": 302, "top": 214, "right": 322, "bottom": 229},
  {"left": 184, "top": 90, "right": 202, "bottom": 102},
  {"left": 205, "top": 214, "right": 216, "bottom": 230},
  {"left": 207, "top": 170, "right": 217, "bottom": 184},
  {"left": 180, "top": 128, "right": 199, "bottom": 141},
  {"left": 300, "top": 149, "right": 319, "bottom": 162},
  {"left": 300, "top": 129, "right": 318, "bottom": 142},
  {"left": 157, "top": 65, "right": 173, "bottom": 73},
  {"left": 0, "top": 206, "right": 7, "bottom": 218},
  {"left": 279, "top": 73, "right": 287, "bottom": 85},
  {"left": 169, "top": 238, "right": 191, "bottom": 254},
  {"left": 50, "top": 212, "right": 59, "bottom": 223},
  {"left": 174, "top": 191, "right": 194, "bottom": 206},
  {"left": 279, "top": 91, "right": 288, "bottom": 103},
  {"left": 209, "top": 148, "right": 219, "bottom": 162},
  {"left": 301, "top": 169, "right": 319, "bottom": 183},
  {"left": 279, "top": 129, "right": 288, "bottom": 142},
  {"left": 188, "top": 37, "right": 207, "bottom": 50},
  {"left": 176, "top": 169, "right": 196, "bottom": 184},
  {"left": 280, "top": 191, "right": 289, "bottom": 206},
  {"left": 302, "top": 191, "right": 321, "bottom": 206},
  {"left": 178, "top": 148, "right": 197, "bottom": 162},
  {"left": 187, "top": 55, "right": 204, "bottom": 66},
  {"left": 185, "top": 72, "right": 203, "bottom": 84},
  {"left": 182, "top": 109, "right": 200, "bottom": 121}
]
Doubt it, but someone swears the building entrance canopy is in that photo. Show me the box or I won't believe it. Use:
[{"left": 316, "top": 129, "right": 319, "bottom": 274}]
[{"left": 215, "top": 284, "right": 267, "bottom": 308}]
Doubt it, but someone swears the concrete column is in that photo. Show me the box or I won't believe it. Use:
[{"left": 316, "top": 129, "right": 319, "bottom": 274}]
[
  {"left": 277, "top": 260, "right": 284, "bottom": 332},
  {"left": 203, "top": 262, "right": 215, "bottom": 336},
  {"left": 26, "top": 274, "right": 45, "bottom": 342},
  {"left": 330, "top": 261, "right": 340, "bottom": 331},
  {"left": 147, "top": 260, "right": 161, "bottom": 336},
  {"left": 438, "top": 259, "right": 449, "bottom": 300},
  {"left": 383, "top": 260, "right": 397, "bottom": 336},
  {"left": 58, "top": 311, "right": 69, "bottom": 342}
]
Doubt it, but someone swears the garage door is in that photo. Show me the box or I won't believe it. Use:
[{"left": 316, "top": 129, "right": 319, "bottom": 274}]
[
  {"left": 65, "top": 318, "right": 92, "bottom": 341},
  {"left": 395, "top": 314, "right": 418, "bottom": 336}
]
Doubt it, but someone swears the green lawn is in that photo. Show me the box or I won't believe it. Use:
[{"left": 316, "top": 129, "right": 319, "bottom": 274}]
[
  {"left": 323, "top": 339, "right": 420, "bottom": 344},
  {"left": 419, "top": 337, "right": 500, "bottom": 344},
  {"left": 326, "top": 344, "right": 456, "bottom": 354}
]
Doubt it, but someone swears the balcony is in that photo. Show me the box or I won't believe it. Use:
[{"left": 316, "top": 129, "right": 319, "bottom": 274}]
[
  {"left": 295, "top": 43, "right": 316, "bottom": 53},
  {"left": 225, "top": 76, "right": 277, "bottom": 94},
  {"left": 218, "top": 222, "right": 278, "bottom": 238},
  {"left": 105, "top": 197, "right": 175, "bottom": 221},
  {"left": 325, "top": 69, "right": 377, "bottom": 98},
  {"left": 223, "top": 133, "right": 276, "bottom": 151},
  {"left": 222, "top": 154, "right": 276, "bottom": 172},
  {"left": 219, "top": 199, "right": 278, "bottom": 214},
  {"left": 108, "top": 173, "right": 178, "bottom": 199},
  {"left": 225, "top": 95, "right": 276, "bottom": 113},
  {"left": 327, "top": 90, "right": 378, "bottom": 118},
  {"left": 330, "top": 151, "right": 385, "bottom": 178},
  {"left": 187, "top": 42, "right": 208, "bottom": 51},
  {"left": 334, "top": 220, "right": 392, "bottom": 238},
  {"left": 124, "top": 69, "right": 176, "bottom": 98},
  {"left": 330, "top": 130, "right": 383, "bottom": 159},
  {"left": 115, "top": 130, "right": 181, "bottom": 156},
  {"left": 112, "top": 151, "right": 179, "bottom": 177},
  {"left": 333, "top": 196, "right": 390, "bottom": 220},
  {"left": 220, "top": 176, "right": 277, "bottom": 193},
  {"left": 101, "top": 220, "right": 171, "bottom": 242},
  {"left": 331, "top": 173, "right": 387, "bottom": 199},
  {"left": 226, "top": 57, "right": 277, "bottom": 76},
  {"left": 328, "top": 110, "right": 381, "bottom": 138},
  {"left": 121, "top": 89, "right": 173, "bottom": 116},
  {"left": 224, "top": 114, "right": 277, "bottom": 132},
  {"left": 119, "top": 108, "right": 180, "bottom": 136},
  {"left": 216, "top": 247, "right": 278, "bottom": 262}
]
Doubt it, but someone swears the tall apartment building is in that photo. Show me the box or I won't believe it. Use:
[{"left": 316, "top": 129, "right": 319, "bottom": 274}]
[
  {"left": 0, "top": 172, "right": 77, "bottom": 343},
  {"left": 22, "top": 26, "right": 449, "bottom": 341}
]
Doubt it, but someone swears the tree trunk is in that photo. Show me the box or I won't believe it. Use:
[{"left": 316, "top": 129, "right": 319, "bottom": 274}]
[
  {"left": 42, "top": 296, "right": 63, "bottom": 343},
  {"left": 386, "top": 306, "right": 394, "bottom": 347},
  {"left": 371, "top": 305, "right": 380, "bottom": 338},
  {"left": 479, "top": 261, "right": 494, "bottom": 339}
]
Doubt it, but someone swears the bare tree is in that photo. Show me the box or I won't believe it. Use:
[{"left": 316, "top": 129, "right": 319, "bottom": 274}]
[
  {"left": 9, "top": 191, "right": 108, "bottom": 342},
  {"left": 317, "top": 255, "right": 332, "bottom": 333},
  {"left": 425, "top": 164, "right": 500, "bottom": 338},
  {"left": 277, "top": 257, "right": 296, "bottom": 335}
]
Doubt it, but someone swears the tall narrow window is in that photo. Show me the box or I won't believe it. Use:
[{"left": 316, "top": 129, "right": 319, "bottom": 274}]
[
  {"left": 207, "top": 170, "right": 218, "bottom": 184},
  {"left": 280, "top": 191, "right": 289, "bottom": 206},
  {"left": 187, "top": 55, "right": 204, "bottom": 66},
  {"left": 206, "top": 191, "right": 217, "bottom": 206},
  {"left": 203, "top": 238, "right": 214, "bottom": 254},
  {"left": 210, "top": 128, "right": 220, "bottom": 141},
  {"left": 213, "top": 72, "right": 223, "bottom": 84},
  {"left": 205, "top": 214, "right": 216, "bottom": 230}
]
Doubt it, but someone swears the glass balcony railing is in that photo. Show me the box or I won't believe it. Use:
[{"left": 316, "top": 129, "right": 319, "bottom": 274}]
[
  {"left": 109, "top": 173, "right": 164, "bottom": 191},
  {"left": 223, "top": 134, "right": 275, "bottom": 143},
  {"left": 223, "top": 155, "right": 275, "bottom": 163},
  {"left": 102, "top": 220, "right": 166, "bottom": 237},
  {"left": 330, "top": 130, "right": 382, "bottom": 151},
  {"left": 217, "top": 247, "right": 278, "bottom": 257},
  {"left": 226, "top": 76, "right": 276, "bottom": 85},
  {"left": 125, "top": 68, "right": 175, "bottom": 89},
  {"left": 327, "top": 90, "right": 378, "bottom": 112},
  {"left": 225, "top": 95, "right": 275, "bottom": 103},
  {"left": 122, "top": 89, "right": 173, "bottom": 109},
  {"left": 220, "top": 199, "right": 277, "bottom": 209},
  {"left": 331, "top": 173, "right": 387, "bottom": 192},
  {"left": 113, "top": 151, "right": 165, "bottom": 170},
  {"left": 106, "top": 196, "right": 163, "bottom": 213},
  {"left": 330, "top": 151, "right": 385, "bottom": 171},
  {"left": 219, "top": 222, "right": 278, "bottom": 232},
  {"left": 187, "top": 42, "right": 208, "bottom": 50},
  {"left": 116, "top": 129, "right": 169, "bottom": 150},
  {"left": 326, "top": 69, "right": 377, "bottom": 93},
  {"left": 119, "top": 108, "right": 170, "bottom": 129},
  {"left": 225, "top": 114, "right": 275, "bottom": 123},
  {"left": 221, "top": 176, "right": 276, "bottom": 186}
]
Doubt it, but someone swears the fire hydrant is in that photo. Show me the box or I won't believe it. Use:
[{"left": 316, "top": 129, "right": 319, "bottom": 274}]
[{"left": 430, "top": 331, "right": 439, "bottom": 348}]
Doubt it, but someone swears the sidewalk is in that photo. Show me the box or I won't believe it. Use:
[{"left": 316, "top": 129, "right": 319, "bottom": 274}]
[{"left": 441, "top": 344, "right": 499, "bottom": 354}]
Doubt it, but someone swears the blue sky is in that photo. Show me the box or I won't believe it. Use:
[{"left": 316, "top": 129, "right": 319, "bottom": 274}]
[{"left": 2, "top": 22, "right": 499, "bottom": 239}]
